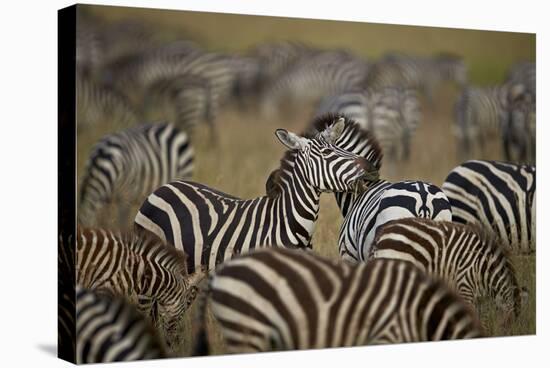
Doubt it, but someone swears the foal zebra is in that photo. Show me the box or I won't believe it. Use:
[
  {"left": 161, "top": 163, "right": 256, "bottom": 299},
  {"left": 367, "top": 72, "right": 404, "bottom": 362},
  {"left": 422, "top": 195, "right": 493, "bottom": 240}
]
[
  {"left": 194, "top": 247, "right": 482, "bottom": 354},
  {"left": 76, "top": 286, "right": 167, "bottom": 363},
  {"left": 135, "top": 117, "right": 380, "bottom": 273},
  {"left": 316, "top": 86, "right": 421, "bottom": 166},
  {"left": 371, "top": 217, "right": 526, "bottom": 321},
  {"left": 78, "top": 122, "right": 193, "bottom": 227},
  {"left": 442, "top": 160, "right": 536, "bottom": 254},
  {"left": 75, "top": 228, "right": 203, "bottom": 348}
]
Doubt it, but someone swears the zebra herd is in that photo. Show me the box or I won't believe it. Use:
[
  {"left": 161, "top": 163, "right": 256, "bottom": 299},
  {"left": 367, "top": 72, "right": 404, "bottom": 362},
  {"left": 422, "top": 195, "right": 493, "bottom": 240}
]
[{"left": 63, "top": 13, "right": 536, "bottom": 363}]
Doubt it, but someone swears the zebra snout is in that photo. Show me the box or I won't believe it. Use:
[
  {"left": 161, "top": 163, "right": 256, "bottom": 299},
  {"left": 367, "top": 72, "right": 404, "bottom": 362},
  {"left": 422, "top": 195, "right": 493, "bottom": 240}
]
[{"left": 355, "top": 158, "right": 379, "bottom": 181}]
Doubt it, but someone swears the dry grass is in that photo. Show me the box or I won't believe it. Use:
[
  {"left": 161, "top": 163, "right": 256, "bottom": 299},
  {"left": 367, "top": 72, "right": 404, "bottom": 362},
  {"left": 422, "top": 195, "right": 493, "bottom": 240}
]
[{"left": 75, "top": 4, "right": 535, "bottom": 358}]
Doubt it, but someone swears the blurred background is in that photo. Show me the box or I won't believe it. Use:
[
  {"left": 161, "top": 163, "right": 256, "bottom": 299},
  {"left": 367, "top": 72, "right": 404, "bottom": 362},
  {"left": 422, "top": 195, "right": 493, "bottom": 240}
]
[{"left": 75, "top": 4, "right": 536, "bottom": 353}]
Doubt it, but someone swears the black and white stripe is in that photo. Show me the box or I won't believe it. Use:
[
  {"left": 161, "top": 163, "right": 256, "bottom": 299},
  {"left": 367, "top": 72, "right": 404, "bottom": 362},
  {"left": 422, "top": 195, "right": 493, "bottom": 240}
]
[
  {"left": 366, "top": 52, "right": 467, "bottom": 102},
  {"left": 316, "top": 86, "right": 421, "bottom": 164},
  {"left": 135, "top": 117, "right": 379, "bottom": 273},
  {"left": 78, "top": 122, "right": 193, "bottom": 227},
  {"left": 194, "top": 247, "right": 482, "bottom": 354},
  {"left": 338, "top": 179, "right": 453, "bottom": 263},
  {"left": 453, "top": 84, "right": 510, "bottom": 158},
  {"left": 76, "top": 286, "right": 167, "bottom": 363},
  {"left": 442, "top": 160, "right": 536, "bottom": 254},
  {"left": 76, "top": 228, "right": 203, "bottom": 348},
  {"left": 260, "top": 50, "right": 370, "bottom": 117},
  {"left": 506, "top": 62, "right": 535, "bottom": 97},
  {"left": 76, "top": 73, "right": 138, "bottom": 130},
  {"left": 371, "top": 217, "right": 526, "bottom": 320},
  {"left": 502, "top": 86, "right": 536, "bottom": 164}
]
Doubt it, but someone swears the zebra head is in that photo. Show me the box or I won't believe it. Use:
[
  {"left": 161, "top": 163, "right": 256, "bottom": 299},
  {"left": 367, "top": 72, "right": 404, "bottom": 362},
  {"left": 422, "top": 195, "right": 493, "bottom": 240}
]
[
  {"left": 435, "top": 53, "right": 468, "bottom": 87},
  {"left": 275, "top": 118, "right": 379, "bottom": 193}
]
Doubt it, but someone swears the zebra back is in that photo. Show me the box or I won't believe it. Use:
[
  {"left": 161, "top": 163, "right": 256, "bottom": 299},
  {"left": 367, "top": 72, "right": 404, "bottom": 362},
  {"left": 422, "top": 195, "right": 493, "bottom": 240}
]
[
  {"left": 371, "top": 217, "right": 524, "bottom": 319},
  {"left": 442, "top": 160, "right": 536, "bottom": 253},
  {"left": 78, "top": 122, "right": 194, "bottom": 227},
  {"left": 197, "top": 247, "right": 482, "bottom": 353},
  {"left": 76, "top": 286, "right": 167, "bottom": 363},
  {"left": 338, "top": 180, "right": 452, "bottom": 263}
]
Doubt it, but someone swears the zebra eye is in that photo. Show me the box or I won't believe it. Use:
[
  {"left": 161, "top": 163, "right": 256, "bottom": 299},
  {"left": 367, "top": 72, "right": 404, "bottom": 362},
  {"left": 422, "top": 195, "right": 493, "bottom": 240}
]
[{"left": 321, "top": 148, "right": 332, "bottom": 155}]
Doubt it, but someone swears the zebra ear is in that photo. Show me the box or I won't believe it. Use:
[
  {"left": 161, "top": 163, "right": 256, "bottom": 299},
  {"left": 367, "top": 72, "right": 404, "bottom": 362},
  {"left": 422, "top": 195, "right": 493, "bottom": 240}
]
[
  {"left": 275, "top": 129, "right": 307, "bottom": 150},
  {"left": 322, "top": 117, "right": 346, "bottom": 143}
]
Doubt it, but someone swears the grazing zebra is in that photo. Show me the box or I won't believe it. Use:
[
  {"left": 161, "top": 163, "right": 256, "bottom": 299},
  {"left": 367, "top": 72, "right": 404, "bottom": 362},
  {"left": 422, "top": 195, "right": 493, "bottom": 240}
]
[
  {"left": 338, "top": 179, "right": 452, "bottom": 263},
  {"left": 366, "top": 52, "right": 467, "bottom": 103},
  {"left": 453, "top": 84, "right": 511, "bottom": 158},
  {"left": 76, "top": 228, "right": 203, "bottom": 348},
  {"left": 58, "top": 232, "right": 76, "bottom": 362},
  {"left": 101, "top": 43, "right": 244, "bottom": 126},
  {"left": 502, "top": 89, "right": 536, "bottom": 164},
  {"left": 316, "top": 86, "right": 421, "bottom": 166},
  {"left": 135, "top": 117, "right": 380, "bottom": 273},
  {"left": 143, "top": 74, "right": 214, "bottom": 137},
  {"left": 249, "top": 41, "right": 317, "bottom": 88},
  {"left": 78, "top": 122, "right": 193, "bottom": 227},
  {"left": 442, "top": 160, "right": 536, "bottom": 254},
  {"left": 506, "top": 62, "right": 535, "bottom": 97},
  {"left": 260, "top": 50, "right": 370, "bottom": 118},
  {"left": 76, "top": 286, "right": 167, "bottom": 363},
  {"left": 76, "top": 73, "right": 138, "bottom": 130},
  {"left": 371, "top": 217, "right": 527, "bottom": 321},
  {"left": 193, "top": 247, "right": 482, "bottom": 354}
]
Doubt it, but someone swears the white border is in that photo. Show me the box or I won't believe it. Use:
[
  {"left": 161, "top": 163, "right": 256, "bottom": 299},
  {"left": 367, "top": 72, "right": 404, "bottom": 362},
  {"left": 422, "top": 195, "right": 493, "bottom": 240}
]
[{"left": 0, "top": 1, "right": 546, "bottom": 367}]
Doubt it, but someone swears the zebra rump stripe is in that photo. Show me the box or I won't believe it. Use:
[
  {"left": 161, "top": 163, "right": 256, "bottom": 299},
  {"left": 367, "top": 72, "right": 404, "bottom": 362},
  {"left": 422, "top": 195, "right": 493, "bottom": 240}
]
[
  {"left": 371, "top": 217, "right": 525, "bottom": 319},
  {"left": 338, "top": 180, "right": 452, "bottom": 263},
  {"left": 78, "top": 122, "right": 193, "bottom": 226},
  {"left": 76, "top": 228, "right": 203, "bottom": 348},
  {"left": 76, "top": 286, "right": 167, "bottom": 363},
  {"left": 194, "top": 247, "right": 482, "bottom": 354},
  {"left": 135, "top": 117, "right": 379, "bottom": 273},
  {"left": 442, "top": 160, "right": 536, "bottom": 253}
]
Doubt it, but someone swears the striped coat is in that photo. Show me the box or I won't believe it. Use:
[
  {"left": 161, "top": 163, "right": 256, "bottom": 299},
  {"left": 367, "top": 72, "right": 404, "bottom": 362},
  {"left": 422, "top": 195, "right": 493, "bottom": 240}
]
[{"left": 194, "top": 247, "right": 482, "bottom": 354}]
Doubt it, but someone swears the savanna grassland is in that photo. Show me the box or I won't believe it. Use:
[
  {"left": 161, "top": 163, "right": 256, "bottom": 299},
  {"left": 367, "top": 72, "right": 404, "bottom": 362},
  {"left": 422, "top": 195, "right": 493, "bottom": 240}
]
[{"left": 77, "top": 5, "right": 536, "bottom": 357}]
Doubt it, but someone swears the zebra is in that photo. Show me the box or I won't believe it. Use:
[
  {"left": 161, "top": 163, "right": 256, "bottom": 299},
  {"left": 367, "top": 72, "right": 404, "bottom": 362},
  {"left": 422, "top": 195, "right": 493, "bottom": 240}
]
[
  {"left": 142, "top": 74, "right": 214, "bottom": 138},
  {"left": 506, "top": 61, "right": 535, "bottom": 97},
  {"left": 315, "top": 86, "right": 421, "bottom": 167},
  {"left": 78, "top": 122, "right": 193, "bottom": 227},
  {"left": 371, "top": 217, "right": 527, "bottom": 322},
  {"left": 442, "top": 160, "right": 536, "bottom": 254},
  {"left": 193, "top": 247, "right": 483, "bottom": 354},
  {"left": 302, "top": 115, "right": 452, "bottom": 262},
  {"left": 101, "top": 44, "right": 244, "bottom": 126},
  {"left": 76, "top": 286, "right": 167, "bottom": 363},
  {"left": 338, "top": 179, "right": 453, "bottom": 263},
  {"left": 502, "top": 86, "right": 536, "bottom": 164},
  {"left": 134, "top": 117, "right": 380, "bottom": 274},
  {"left": 75, "top": 227, "right": 204, "bottom": 349},
  {"left": 58, "top": 232, "right": 76, "bottom": 362},
  {"left": 366, "top": 52, "right": 467, "bottom": 104},
  {"left": 76, "top": 72, "right": 138, "bottom": 130},
  {"left": 259, "top": 50, "right": 370, "bottom": 118}
]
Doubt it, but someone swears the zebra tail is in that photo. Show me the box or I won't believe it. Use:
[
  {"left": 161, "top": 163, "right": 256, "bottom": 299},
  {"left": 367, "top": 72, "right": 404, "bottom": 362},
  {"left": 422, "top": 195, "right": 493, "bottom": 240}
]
[{"left": 192, "top": 272, "right": 212, "bottom": 356}]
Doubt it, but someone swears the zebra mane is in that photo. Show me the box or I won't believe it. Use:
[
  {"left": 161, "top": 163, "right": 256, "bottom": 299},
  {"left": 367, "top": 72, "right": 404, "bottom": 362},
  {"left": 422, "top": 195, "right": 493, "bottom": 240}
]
[
  {"left": 265, "top": 149, "right": 299, "bottom": 199},
  {"left": 304, "top": 112, "right": 383, "bottom": 170}
]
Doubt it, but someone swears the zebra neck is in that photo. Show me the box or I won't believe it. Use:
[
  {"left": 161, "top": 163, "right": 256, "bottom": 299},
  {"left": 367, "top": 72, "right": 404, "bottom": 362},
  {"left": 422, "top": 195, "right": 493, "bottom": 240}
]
[{"left": 270, "top": 163, "right": 321, "bottom": 245}]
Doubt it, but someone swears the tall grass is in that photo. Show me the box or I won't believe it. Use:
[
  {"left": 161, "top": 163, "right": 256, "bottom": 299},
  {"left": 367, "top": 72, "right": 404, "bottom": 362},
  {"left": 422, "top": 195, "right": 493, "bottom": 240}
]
[{"left": 75, "top": 5, "right": 536, "bottom": 357}]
